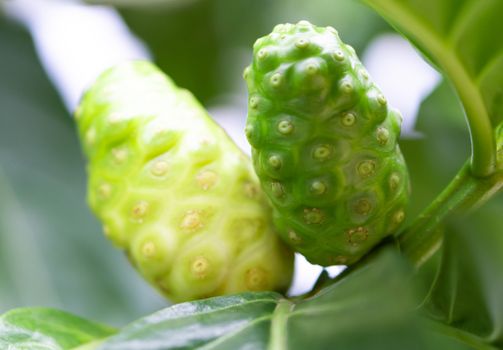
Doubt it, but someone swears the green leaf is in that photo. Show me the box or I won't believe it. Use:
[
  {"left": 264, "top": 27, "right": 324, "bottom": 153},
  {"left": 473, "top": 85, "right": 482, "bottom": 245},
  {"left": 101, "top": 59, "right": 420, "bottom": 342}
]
[
  {"left": 363, "top": 0, "right": 502, "bottom": 176},
  {"left": 422, "top": 196, "right": 503, "bottom": 348},
  {"left": 94, "top": 250, "right": 478, "bottom": 349},
  {"left": 0, "top": 308, "right": 115, "bottom": 350},
  {"left": 95, "top": 292, "right": 279, "bottom": 350}
]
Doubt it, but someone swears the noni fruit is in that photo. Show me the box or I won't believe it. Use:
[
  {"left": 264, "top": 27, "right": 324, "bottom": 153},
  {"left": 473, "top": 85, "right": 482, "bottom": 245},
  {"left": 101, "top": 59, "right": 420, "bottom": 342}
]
[
  {"left": 243, "top": 21, "right": 410, "bottom": 266},
  {"left": 75, "top": 61, "right": 294, "bottom": 302}
]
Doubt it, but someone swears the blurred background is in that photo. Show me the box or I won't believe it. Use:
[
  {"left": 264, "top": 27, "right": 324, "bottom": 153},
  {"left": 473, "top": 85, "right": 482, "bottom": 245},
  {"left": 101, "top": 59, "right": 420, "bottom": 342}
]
[{"left": 0, "top": 0, "right": 467, "bottom": 326}]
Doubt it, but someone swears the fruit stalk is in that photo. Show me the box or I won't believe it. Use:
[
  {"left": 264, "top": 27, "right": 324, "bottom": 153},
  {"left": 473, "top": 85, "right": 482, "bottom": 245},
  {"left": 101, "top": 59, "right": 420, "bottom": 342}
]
[
  {"left": 401, "top": 125, "right": 503, "bottom": 267},
  {"left": 400, "top": 162, "right": 503, "bottom": 267}
]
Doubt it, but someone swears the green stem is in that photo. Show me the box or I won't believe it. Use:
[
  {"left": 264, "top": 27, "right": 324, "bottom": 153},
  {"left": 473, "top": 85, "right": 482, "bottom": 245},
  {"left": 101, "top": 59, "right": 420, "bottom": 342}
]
[
  {"left": 399, "top": 162, "right": 503, "bottom": 268},
  {"left": 268, "top": 299, "right": 294, "bottom": 350}
]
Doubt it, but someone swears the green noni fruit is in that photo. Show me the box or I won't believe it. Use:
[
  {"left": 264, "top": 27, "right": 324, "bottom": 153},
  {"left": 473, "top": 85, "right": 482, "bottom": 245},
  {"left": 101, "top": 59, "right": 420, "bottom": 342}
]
[
  {"left": 75, "top": 61, "right": 294, "bottom": 302},
  {"left": 243, "top": 21, "right": 410, "bottom": 266}
]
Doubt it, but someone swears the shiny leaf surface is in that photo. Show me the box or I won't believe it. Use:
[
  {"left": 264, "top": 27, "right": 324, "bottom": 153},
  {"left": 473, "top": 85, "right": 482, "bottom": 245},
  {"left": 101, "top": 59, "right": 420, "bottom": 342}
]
[
  {"left": 0, "top": 308, "right": 115, "bottom": 350},
  {"left": 94, "top": 251, "right": 474, "bottom": 350}
]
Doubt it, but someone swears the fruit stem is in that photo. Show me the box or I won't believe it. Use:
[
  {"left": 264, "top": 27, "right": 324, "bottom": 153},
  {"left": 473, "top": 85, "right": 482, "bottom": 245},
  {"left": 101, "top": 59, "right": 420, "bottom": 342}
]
[{"left": 399, "top": 162, "right": 503, "bottom": 267}]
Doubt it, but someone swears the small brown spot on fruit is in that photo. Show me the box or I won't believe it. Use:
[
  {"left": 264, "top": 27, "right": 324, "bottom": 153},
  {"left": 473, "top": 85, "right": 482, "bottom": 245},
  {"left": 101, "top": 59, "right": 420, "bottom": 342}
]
[
  {"left": 270, "top": 73, "right": 282, "bottom": 87},
  {"left": 245, "top": 267, "right": 268, "bottom": 290},
  {"left": 357, "top": 160, "right": 376, "bottom": 178},
  {"left": 389, "top": 173, "right": 400, "bottom": 191},
  {"left": 268, "top": 155, "right": 282, "bottom": 169},
  {"left": 242, "top": 66, "right": 250, "bottom": 80},
  {"left": 347, "top": 227, "right": 368, "bottom": 246},
  {"left": 196, "top": 170, "right": 218, "bottom": 190},
  {"left": 303, "top": 208, "right": 324, "bottom": 224},
  {"left": 288, "top": 230, "right": 302, "bottom": 244},
  {"left": 278, "top": 120, "right": 294, "bottom": 135},
  {"left": 310, "top": 180, "right": 326, "bottom": 195},
  {"left": 257, "top": 49, "right": 268, "bottom": 59},
  {"left": 244, "top": 182, "right": 259, "bottom": 198},
  {"left": 306, "top": 63, "right": 318, "bottom": 75},
  {"left": 191, "top": 256, "right": 210, "bottom": 278},
  {"left": 341, "top": 81, "right": 353, "bottom": 93},
  {"left": 112, "top": 147, "right": 128, "bottom": 164},
  {"left": 295, "top": 38, "right": 309, "bottom": 48},
  {"left": 313, "top": 145, "right": 331, "bottom": 161},
  {"left": 341, "top": 112, "right": 356, "bottom": 127},
  {"left": 249, "top": 96, "right": 259, "bottom": 109},
  {"left": 271, "top": 182, "right": 285, "bottom": 198},
  {"left": 376, "top": 127, "right": 390, "bottom": 145},
  {"left": 354, "top": 198, "right": 372, "bottom": 216},
  {"left": 98, "top": 183, "right": 112, "bottom": 199},
  {"left": 181, "top": 210, "right": 204, "bottom": 232},
  {"left": 141, "top": 241, "right": 156, "bottom": 259},
  {"left": 333, "top": 50, "right": 345, "bottom": 62},
  {"left": 393, "top": 209, "right": 405, "bottom": 225},
  {"left": 151, "top": 160, "right": 169, "bottom": 176},
  {"left": 132, "top": 201, "right": 149, "bottom": 220},
  {"left": 377, "top": 94, "right": 387, "bottom": 106}
]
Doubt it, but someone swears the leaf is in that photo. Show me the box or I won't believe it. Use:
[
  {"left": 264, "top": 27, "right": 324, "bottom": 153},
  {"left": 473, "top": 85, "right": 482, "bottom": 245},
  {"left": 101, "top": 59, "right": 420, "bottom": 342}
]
[
  {"left": 283, "top": 251, "right": 474, "bottom": 350},
  {"left": 362, "top": 0, "right": 503, "bottom": 125},
  {"left": 362, "top": 0, "right": 503, "bottom": 176},
  {"left": 422, "top": 196, "right": 503, "bottom": 348},
  {"left": 94, "top": 250, "right": 478, "bottom": 349},
  {"left": 0, "top": 308, "right": 115, "bottom": 350},
  {"left": 0, "top": 16, "right": 165, "bottom": 323},
  {"left": 95, "top": 292, "right": 279, "bottom": 350},
  {"left": 400, "top": 81, "right": 470, "bottom": 219}
]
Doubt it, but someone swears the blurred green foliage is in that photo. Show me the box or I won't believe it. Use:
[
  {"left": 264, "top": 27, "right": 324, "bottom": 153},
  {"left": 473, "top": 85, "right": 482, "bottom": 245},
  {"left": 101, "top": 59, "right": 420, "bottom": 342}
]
[
  {"left": 401, "top": 81, "right": 470, "bottom": 219},
  {"left": 425, "top": 202, "right": 503, "bottom": 348},
  {"left": 0, "top": 16, "right": 166, "bottom": 325}
]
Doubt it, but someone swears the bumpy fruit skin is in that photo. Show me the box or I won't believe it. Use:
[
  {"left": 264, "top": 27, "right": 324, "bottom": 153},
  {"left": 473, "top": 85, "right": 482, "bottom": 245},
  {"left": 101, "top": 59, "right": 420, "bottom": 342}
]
[
  {"left": 75, "top": 61, "right": 293, "bottom": 302},
  {"left": 244, "top": 21, "right": 410, "bottom": 266},
  {"left": 497, "top": 124, "right": 503, "bottom": 170}
]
